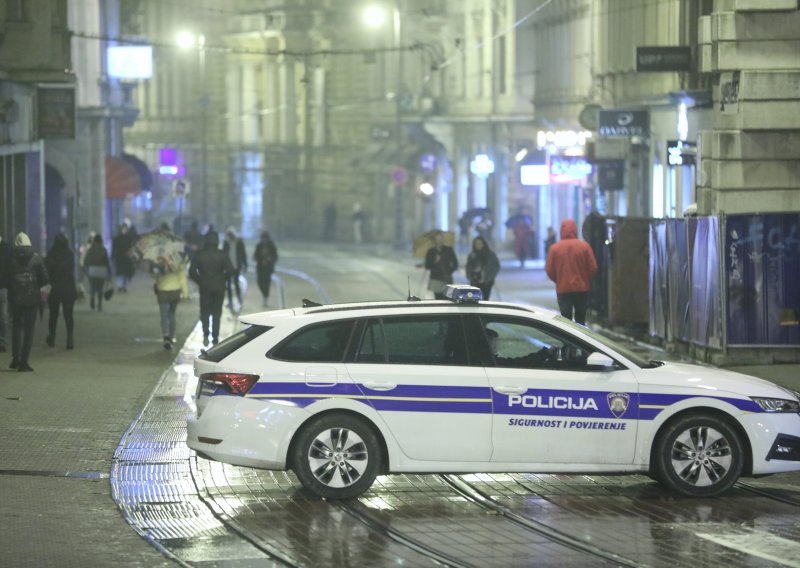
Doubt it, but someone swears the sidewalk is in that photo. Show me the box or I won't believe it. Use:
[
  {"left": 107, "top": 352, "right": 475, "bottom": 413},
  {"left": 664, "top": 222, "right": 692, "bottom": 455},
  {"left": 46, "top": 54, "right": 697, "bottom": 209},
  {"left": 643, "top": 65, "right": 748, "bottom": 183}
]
[{"left": 0, "top": 275, "right": 207, "bottom": 567}]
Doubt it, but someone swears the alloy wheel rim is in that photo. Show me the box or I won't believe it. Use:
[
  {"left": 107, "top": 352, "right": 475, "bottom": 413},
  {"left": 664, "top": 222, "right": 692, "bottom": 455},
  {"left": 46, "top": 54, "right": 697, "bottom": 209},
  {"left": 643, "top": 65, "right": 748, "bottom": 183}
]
[
  {"left": 308, "top": 427, "right": 369, "bottom": 488},
  {"left": 670, "top": 426, "right": 732, "bottom": 487}
]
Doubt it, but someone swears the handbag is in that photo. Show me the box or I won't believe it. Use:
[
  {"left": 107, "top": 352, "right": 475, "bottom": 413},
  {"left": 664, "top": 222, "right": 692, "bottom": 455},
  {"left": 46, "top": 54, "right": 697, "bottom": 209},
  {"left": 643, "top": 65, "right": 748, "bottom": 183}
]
[{"left": 103, "top": 281, "right": 114, "bottom": 301}]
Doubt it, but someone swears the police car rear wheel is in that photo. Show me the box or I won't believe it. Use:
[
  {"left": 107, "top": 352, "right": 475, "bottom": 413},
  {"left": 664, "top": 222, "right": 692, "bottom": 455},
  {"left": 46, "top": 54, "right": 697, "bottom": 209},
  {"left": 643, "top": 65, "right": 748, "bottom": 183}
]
[
  {"left": 292, "top": 413, "right": 381, "bottom": 499},
  {"left": 654, "top": 413, "right": 743, "bottom": 497}
]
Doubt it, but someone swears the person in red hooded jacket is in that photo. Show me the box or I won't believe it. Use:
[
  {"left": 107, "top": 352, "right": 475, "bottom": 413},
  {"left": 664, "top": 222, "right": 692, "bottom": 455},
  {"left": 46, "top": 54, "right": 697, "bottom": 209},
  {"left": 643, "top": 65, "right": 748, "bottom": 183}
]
[{"left": 545, "top": 219, "right": 597, "bottom": 325}]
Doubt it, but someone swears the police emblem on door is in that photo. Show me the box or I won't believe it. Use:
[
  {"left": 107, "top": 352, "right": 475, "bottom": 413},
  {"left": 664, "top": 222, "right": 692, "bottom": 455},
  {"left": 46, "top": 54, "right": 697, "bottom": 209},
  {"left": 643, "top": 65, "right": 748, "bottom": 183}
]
[{"left": 607, "top": 393, "right": 630, "bottom": 418}]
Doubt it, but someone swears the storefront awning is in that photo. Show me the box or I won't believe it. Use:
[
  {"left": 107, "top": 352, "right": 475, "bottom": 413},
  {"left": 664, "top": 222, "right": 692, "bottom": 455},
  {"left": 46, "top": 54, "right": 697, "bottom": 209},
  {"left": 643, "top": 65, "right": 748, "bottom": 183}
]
[{"left": 105, "top": 154, "right": 153, "bottom": 199}]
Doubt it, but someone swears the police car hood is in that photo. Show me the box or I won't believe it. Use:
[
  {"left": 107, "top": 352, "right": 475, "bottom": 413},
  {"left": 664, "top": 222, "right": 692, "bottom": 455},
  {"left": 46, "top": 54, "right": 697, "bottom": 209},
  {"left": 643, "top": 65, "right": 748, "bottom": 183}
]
[{"left": 637, "top": 361, "right": 796, "bottom": 400}]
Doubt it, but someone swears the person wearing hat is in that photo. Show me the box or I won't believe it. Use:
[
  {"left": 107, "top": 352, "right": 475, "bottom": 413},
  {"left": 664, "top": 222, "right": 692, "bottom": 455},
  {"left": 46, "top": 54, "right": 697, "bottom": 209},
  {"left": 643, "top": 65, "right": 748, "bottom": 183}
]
[{"left": 8, "top": 232, "right": 48, "bottom": 372}]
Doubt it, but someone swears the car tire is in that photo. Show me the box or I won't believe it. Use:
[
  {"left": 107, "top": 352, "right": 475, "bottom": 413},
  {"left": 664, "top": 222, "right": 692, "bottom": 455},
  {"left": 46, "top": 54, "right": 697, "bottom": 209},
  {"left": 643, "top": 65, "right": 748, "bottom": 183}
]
[
  {"left": 653, "top": 413, "right": 744, "bottom": 497},
  {"left": 292, "top": 413, "right": 382, "bottom": 499}
]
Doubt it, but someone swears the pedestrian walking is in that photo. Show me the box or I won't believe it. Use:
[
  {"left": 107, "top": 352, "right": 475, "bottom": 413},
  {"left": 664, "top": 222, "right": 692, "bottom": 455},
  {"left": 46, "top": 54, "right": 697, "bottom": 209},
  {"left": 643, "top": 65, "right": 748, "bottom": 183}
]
[
  {"left": 189, "top": 231, "right": 234, "bottom": 347},
  {"left": 424, "top": 231, "right": 459, "bottom": 300},
  {"left": 183, "top": 221, "right": 203, "bottom": 261},
  {"left": 352, "top": 203, "right": 364, "bottom": 244},
  {"left": 111, "top": 223, "right": 135, "bottom": 292},
  {"left": 323, "top": 202, "right": 337, "bottom": 241},
  {"left": 45, "top": 233, "right": 78, "bottom": 350},
  {"left": 8, "top": 232, "right": 48, "bottom": 372},
  {"left": 544, "top": 226, "right": 557, "bottom": 257},
  {"left": 545, "top": 219, "right": 598, "bottom": 325},
  {"left": 83, "top": 234, "right": 111, "bottom": 311},
  {"left": 153, "top": 256, "right": 189, "bottom": 350},
  {"left": 466, "top": 236, "right": 500, "bottom": 300},
  {"left": 222, "top": 227, "right": 247, "bottom": 311},
  {"left": 253, "top": 231, "right": 278, "bottom": 307},
  {"left": 512, "top": 219, "right": 533, "bottom": 268},
  {"left": 0, "top": 235, "right": 11, "bottom": 354}
]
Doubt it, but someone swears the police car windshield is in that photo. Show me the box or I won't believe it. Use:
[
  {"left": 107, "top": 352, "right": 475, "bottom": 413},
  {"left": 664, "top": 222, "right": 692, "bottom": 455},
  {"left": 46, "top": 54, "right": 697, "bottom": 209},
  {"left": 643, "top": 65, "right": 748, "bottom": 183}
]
[{"left": 555, "top": 316, "right": 654, "bottom": 369}]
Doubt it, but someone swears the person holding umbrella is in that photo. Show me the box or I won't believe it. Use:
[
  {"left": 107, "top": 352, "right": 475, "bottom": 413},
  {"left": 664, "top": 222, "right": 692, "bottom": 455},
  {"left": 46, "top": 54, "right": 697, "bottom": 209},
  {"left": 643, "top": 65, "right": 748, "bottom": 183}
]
[
  {"left": 466, "top": 236, "right": 500, "bottom": 300},
  {"left": 424, "top": 230, "right": 458, "bottom": 300}
]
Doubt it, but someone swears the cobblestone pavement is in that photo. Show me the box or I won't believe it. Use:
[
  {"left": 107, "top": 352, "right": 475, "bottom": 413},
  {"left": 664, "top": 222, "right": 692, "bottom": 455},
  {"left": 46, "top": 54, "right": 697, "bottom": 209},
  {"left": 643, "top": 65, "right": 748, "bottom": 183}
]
[{"left": 2, "top": 242, "right": 799, "bottom": 567}]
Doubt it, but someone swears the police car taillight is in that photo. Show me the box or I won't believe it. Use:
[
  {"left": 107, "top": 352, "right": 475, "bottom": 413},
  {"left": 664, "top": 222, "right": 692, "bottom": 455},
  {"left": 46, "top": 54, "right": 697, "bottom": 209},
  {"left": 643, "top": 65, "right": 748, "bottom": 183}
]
[
  {"left": 443, "top": 284, "right": 483, "bottom": 303},
  {"left": 200, "top": 372, "right": 259, "bottom": 396}
]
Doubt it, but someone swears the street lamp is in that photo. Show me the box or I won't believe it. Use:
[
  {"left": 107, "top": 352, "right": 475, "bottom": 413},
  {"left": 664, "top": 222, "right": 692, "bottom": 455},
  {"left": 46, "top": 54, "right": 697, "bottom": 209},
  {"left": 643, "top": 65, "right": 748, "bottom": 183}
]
[
  {"left": 362, "top": 3, "right": 404, "bottom": 246},
  {"left": 176, "top": 31, "right": 208, "bottom": 226}
]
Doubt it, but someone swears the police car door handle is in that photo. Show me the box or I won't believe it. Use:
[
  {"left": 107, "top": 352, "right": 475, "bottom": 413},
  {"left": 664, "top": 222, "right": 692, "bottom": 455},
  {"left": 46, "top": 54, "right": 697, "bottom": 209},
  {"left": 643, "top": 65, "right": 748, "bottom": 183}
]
[
  {"left": 494, "top": 386, "right": 527, "bottom": 395},
  {"left": 363, "top": 381, "right": 397, "bottom": 391}
]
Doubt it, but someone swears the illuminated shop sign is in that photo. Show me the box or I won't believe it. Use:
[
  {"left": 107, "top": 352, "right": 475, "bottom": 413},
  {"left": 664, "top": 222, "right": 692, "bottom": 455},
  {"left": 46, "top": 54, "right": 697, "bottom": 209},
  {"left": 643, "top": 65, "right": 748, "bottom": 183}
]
[
  {"left": 520, "top": 165, "right": 549, "bottom": 186},
  {"left": 598, "top": 110, "right": 650, "bottom": 138},
  {"left": 470, "top": 154, "right": 495, "bottom": 177},
  {"left": 549, "top": 156, "right": 592, "bottom": 184},
  {"left": 108, "top": 46, "right": 153, "bottom": 79},
  {"left": 666, "top": 140, "right": 696, "bottom": 166},
  {"left": 536, "top": 130, "right": 592, "bottom": 149}
]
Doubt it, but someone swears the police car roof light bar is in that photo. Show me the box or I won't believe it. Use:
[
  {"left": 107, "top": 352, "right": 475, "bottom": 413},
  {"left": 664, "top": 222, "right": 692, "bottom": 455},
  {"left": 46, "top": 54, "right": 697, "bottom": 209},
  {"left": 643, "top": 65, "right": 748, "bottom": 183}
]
[{"left": 444, "top": 284, "right": 483, "bottom": 303}]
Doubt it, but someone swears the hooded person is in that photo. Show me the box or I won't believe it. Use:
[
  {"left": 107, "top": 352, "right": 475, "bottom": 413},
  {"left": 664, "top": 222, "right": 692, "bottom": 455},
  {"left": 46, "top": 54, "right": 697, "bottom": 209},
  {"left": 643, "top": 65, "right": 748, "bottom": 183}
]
[
  {"left": 222, "top": 227, "right": 247, "bottom": 311},
  {"left": 545, "top": 219, "right": 598, "bottom": 325},
  {"left": 45, "top": 233, "right": 78, "bottom": 349},
  {"left": 189, "top": 231, "right": 235, "bottom": 346},
  {"left": 8, "top": 232, "right": 49, "bottom": 371}
]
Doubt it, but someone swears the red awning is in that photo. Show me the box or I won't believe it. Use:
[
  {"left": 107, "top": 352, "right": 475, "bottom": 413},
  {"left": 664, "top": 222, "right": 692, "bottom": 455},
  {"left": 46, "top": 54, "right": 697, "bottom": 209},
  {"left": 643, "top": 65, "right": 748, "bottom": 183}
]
[{"left": 105, "top": 155, "right": 141, "bottom": 199}]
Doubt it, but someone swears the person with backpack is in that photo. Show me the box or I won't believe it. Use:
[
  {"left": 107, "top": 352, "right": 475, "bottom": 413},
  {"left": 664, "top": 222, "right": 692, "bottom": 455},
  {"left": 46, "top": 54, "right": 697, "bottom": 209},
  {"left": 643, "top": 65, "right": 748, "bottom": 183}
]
[
  {"left": 8, "top": 232, "right": 48, "bottom": 372},
  {"left": 83, "top": 234, "right": 111, "bottom": 311}
]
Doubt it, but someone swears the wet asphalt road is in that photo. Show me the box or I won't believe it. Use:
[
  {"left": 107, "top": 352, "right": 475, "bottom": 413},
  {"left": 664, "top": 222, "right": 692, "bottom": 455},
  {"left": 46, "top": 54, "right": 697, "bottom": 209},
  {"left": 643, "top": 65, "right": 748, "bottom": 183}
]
[{"left": 115, "top": 245, "right": 800, "bottom": 568}]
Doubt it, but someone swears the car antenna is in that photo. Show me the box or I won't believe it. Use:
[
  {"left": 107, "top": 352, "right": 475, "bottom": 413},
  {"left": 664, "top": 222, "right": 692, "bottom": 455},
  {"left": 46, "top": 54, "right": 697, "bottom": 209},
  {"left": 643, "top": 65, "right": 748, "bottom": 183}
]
[
  {"left": 302, "top": 298, "right": 322, "bottom": 308},
  {"left": 407, "top": 276, "right": 420, "bottom": 301}
]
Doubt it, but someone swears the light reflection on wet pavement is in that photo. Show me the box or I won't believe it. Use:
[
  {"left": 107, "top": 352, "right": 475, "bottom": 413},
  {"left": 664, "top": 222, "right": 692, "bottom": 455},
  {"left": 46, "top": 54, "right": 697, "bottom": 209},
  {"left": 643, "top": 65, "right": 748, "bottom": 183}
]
[{"left": 110, "top": 259, "right": 800, "bottom": 567}]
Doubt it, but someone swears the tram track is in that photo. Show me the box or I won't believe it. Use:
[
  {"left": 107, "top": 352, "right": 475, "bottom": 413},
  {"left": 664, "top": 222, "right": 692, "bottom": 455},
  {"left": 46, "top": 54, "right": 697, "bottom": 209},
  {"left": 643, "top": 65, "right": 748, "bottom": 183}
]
[
  {"left": 440, "top": 474, "right": 641, "bottom": 568},
  {"left": 736, "top": 480, "right": 800, "bottom": 508}
]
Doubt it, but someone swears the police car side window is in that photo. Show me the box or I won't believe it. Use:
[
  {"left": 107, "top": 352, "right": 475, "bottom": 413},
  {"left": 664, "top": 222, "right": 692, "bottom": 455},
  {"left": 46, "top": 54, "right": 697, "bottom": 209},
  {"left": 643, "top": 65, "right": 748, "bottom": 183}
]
[
  {"left": 358, "top": 316, "right": 467, "bottom": 366},
  {"left": 270, "top": 320, "right": 355, "bottom": 362},
  {"left": 482, "top": 318, "right": 591, "bottom": 371}
]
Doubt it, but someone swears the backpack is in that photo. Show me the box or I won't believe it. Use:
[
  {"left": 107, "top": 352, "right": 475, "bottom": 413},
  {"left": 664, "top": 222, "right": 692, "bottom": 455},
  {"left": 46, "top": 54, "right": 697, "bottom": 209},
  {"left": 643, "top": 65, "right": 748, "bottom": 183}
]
[{"left": 10, "top": 257, "right": 40, "bottom": 307}]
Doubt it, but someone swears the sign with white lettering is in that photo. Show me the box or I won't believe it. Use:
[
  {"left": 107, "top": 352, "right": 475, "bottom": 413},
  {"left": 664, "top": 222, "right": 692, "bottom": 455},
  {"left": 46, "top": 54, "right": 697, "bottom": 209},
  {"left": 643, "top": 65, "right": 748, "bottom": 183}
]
[
  {"left": 636, "top": 46, "right": 692, "bottom": 72},
  {"left": 598, "top": 110, "right": 649, "bottom": 138}
]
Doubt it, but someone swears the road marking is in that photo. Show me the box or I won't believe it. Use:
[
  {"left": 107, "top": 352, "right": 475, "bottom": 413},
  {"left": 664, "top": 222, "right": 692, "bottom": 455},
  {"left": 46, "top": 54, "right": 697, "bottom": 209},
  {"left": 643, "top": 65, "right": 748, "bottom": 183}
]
[{"left": 694, "top": 528, "right": 800, "bottom": 567}]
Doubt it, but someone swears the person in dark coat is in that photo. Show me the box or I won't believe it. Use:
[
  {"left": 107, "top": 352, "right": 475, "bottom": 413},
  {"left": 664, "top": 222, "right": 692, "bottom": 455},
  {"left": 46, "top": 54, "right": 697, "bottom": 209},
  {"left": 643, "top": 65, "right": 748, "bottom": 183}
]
[
  {"left": 0, "top": 235, "right": 11, "bottom": 353},
  {"left": 424, "top": 231, "right": 458, "bottom": 300},
  {"left": 544, "top": 226, "right": 557, "bottom": 257},
  {"left": 111, "top": 224, "right": 135, "bottom": 292},
  {"left": 222, "top": 227, "right": 247, "bottom": 311},
  {"left": 183, "top": 221, "right": 203, "bottom": 261},
  {"left": 253, "top": 231, "right": 278, "bottom": 308},
  {"left": 45, "top": 233, "right": 78, "bottom": 349},
  {"left": 83, "top": 234, "right": 112, "bottom": 311},
  {"left": 189, "top": 231, "right": 235, "bottom": 346},
  {"left": 545, "top": 219, "right": 598, "bottom": 325},
  {"left": 466, "top": 236, "right": 501, "bottom": 300},
  {"left": 8, "top": 232, "right": 48, "bottom": 372}
]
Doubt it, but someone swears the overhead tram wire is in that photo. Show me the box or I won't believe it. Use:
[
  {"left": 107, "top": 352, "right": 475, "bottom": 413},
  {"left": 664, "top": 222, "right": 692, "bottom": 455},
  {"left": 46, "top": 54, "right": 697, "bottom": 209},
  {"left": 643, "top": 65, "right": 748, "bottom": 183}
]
[{"left": 69, "top": 30, "right": 429, "bottom": 60}]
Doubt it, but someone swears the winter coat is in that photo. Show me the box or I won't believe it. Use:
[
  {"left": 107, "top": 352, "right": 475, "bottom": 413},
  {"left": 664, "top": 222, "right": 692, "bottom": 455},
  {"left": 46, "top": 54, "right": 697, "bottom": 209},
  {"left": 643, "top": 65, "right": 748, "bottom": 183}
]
[
  {"left": 190, "top": 243, "right": 235, "bottom": 294},
  {"left": 254, "top": 239, "right": 278, "bottom": 275},
  {"left": 154, "top": 262, "right": 189, "bottom": 303},
  {"left": 424, "top": 245, "right": 458, "bottom": 284},
  {"left": 111, "top": 231, "right": 136, "bottom": 278},
  {"left": 222, "top": 238, "right": 248, "bottom": 272},
  {"left": 8, "top": 246, "right": 49, "bottom": 307},
  {"left": 45, "top": 238, "right": 78, "bottom": 302},
  {"left": 0, "top": 238, "right": 12, "bottom": 289},
  {"left": 83, "top": 243, "right": 112, "bottom": 277},
  {"left": 545, "top": 219, "right": 598, "bottom": 294},
  {"left": 466, "top": 248, "right": 500, "bottom": 287}
]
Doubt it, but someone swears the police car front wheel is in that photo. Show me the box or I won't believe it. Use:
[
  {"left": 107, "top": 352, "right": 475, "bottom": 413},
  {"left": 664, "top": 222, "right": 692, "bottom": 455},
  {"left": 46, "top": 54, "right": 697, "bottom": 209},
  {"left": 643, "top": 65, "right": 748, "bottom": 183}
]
[
  {"left": 291, "top": 413, "right": 382, "bottom": 499},
  {"left": 653, "top": 413, "right": 744, "bottom": 497}
]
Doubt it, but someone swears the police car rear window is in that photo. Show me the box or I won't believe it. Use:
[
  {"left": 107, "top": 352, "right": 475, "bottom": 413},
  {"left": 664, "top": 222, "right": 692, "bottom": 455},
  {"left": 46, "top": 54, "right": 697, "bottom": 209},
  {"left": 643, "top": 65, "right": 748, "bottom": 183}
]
[{"left": 200, "top": 325, "right": 270, "bottom": 363}]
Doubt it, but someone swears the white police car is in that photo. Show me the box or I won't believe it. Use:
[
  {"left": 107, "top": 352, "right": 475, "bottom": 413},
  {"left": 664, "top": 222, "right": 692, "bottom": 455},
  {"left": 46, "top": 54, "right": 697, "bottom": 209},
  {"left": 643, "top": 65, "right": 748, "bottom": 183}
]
[{"left": 187, "top": 285, "right": 800, "bottom": 499}]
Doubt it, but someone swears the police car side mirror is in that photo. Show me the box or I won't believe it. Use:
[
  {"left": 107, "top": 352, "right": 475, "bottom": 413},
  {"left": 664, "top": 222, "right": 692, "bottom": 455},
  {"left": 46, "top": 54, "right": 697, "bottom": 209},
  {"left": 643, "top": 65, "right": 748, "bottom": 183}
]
[{"left": 587, "top": 352, "right": 616, "bottom": 369}]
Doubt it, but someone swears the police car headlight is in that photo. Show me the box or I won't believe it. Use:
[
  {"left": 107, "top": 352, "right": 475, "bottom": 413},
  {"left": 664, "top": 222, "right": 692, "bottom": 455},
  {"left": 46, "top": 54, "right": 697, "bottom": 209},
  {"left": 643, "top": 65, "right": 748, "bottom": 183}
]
[{"left": 751, "top": 397, "right": 800, "bottom": 413}]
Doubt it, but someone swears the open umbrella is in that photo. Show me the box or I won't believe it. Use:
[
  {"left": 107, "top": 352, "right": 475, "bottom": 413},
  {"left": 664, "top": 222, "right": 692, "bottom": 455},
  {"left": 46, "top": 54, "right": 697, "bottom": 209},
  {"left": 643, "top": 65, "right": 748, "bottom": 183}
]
[
  {"left": 130, "top": 230, "right": 186, "bottom": 273},
  {"left": 413, "top": 230, "right": 455, "bottom": 259},
  {"left": 505, "top": 213, "right": 533, "bottom": 228},
  {"left": 460, "top": 207, "right": 492, "bottom": 222}
]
